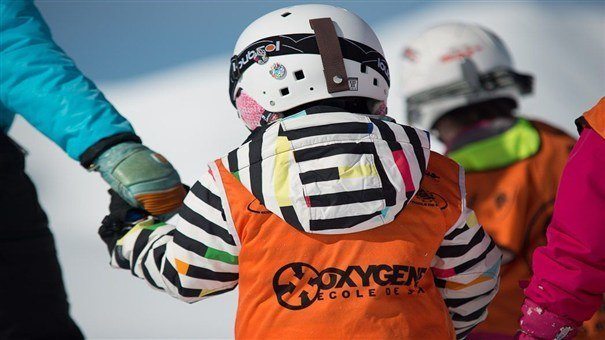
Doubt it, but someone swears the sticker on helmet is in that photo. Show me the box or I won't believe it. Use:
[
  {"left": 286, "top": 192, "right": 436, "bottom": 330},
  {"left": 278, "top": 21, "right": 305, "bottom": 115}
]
[
  {"left": 269, "top": 63, "right": 287, "bottom": 80},
  {"left": 403, "top": 47, "right": 418, "bottom": 62},
  {"left": 441, "top": 45, "right": 483, "bottom": 63},
  {"left": 348, "top": 77, "right": 359, "bottom": 91},
  {"left": 254, "top": 49, "right": 269, "bottom": 65}
]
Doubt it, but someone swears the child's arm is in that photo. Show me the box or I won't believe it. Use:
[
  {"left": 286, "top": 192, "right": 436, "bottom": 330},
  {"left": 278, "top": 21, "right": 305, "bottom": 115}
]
[
  {"left": 101, "top": 166, "right": 239, "bottom": 302},
  {"left": 431, "top": 171, "right": 502, "bottom": 339}
]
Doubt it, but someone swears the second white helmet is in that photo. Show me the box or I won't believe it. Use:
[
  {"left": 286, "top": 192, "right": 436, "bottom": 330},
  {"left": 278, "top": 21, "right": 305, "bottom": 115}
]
[
  {"left": 401, "top": 23, "right": 533, "bottom": 130},
  {"left": 229, "top": 4, "right": 390, "bottom": 130}
]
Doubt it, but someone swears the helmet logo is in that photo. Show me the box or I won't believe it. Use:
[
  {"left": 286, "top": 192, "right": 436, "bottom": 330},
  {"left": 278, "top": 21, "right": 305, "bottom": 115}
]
[
  {"left": 441, "top": 45, "right": 483, "bottom": 63},
  {"left": 232, "top": 40, "right": 282, "bottom": 72},
  {"left": 269, "top": 63, "right": 287, "bottom": 80},
  {"left": 377, "top": 57, "right": 389, "bottom": 78}
]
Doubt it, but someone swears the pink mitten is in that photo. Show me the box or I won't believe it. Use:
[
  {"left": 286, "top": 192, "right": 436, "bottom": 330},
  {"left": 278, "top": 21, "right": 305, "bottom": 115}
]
[{"left": 519, "top": 299, "right": 580, "bottom": 340}]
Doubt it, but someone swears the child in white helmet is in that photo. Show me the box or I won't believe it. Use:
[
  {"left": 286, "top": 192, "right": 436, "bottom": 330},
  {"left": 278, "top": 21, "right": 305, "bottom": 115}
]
[
  {"left": 99, "top": 6, "right": 500, "bottom": 339},
  {"left": 401, "top": 23, "right": 602, "bottom": 338}
]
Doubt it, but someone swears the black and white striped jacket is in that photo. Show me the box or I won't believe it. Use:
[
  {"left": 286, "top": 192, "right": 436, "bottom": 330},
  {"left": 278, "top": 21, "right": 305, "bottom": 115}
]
[{"left": 111, "top": 111, "right": 501, "bottom": 339}]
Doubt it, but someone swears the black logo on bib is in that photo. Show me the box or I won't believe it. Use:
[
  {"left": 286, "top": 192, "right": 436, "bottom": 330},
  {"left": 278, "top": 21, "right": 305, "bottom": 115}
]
[
  {"left": 272, "top": 262, "right": 427, "bottom": 310},
  {"left": 411, "top": 189, "right": 448, "bottom": 210}
]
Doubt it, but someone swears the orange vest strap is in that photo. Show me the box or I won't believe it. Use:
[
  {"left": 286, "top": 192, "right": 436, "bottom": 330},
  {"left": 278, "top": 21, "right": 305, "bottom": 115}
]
[{"left": 583, "top": 97, "right": 605, "bottom": 139}]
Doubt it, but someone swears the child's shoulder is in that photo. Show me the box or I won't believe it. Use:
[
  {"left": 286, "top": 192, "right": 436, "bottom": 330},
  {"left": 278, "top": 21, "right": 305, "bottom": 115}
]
[
  {"left": 418, "top": 151, "right": 465, "bottom": 215},
  {"left": 425, "top": 151, "right": 462, "bottom": 187}
]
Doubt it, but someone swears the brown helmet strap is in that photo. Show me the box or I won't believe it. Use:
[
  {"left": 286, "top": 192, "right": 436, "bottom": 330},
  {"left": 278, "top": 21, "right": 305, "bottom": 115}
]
[{"left": 309, "top": 18, "right": 350, "bottom": 93}]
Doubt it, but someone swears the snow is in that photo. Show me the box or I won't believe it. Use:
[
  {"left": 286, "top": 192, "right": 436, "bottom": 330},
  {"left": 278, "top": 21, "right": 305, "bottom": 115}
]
[{"left": 7, "top": 2, "right": 604, "bottom": 339}]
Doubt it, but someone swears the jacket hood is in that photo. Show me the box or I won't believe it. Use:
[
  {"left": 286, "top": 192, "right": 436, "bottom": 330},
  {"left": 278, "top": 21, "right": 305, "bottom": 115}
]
[{"left": 221, "top": 111, "right": 430, "bottom": 235}]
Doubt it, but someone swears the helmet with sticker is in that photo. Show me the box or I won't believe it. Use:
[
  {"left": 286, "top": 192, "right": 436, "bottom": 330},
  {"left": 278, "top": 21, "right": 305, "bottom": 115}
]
[
  {"left": 401, "top": 23, "right": 533, "bottom": 130},
  {"left": 229, "top": 4, "right": 390, "bottom": 130}
]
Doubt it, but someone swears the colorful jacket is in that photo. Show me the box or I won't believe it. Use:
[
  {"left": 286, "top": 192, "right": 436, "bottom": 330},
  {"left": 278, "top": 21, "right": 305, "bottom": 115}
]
[
  {"left": 0, "top": 0, "right": 134, "bottom": 160},
  {"left": 111, "top": 111, "right": 501, "bottom": 339},
  {"left": 520, "top": 98, "right": 605, "bottom": 339},
  {"left": 448, "top": 118, "right": 577, "bottom": 337}
]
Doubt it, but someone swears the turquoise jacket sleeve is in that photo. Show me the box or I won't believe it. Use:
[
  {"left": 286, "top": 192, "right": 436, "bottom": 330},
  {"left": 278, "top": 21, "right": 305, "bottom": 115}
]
[{"left": 0, "top": 0, "right": 135, "bottom": 160}]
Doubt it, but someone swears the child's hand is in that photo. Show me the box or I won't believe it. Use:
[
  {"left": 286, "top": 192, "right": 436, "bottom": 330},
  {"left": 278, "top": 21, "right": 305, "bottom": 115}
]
[
  {"left": 98, "top": 190, "right": 150, "bottom": 254},
  {"left": 519, "top": 299, "right": 579, "bottom": 340}
]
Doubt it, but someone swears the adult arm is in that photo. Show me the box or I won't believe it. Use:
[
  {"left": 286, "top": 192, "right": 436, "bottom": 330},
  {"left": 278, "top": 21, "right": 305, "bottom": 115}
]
[{"left": 0, "top": 0, "right": 136, "bottom": 160}]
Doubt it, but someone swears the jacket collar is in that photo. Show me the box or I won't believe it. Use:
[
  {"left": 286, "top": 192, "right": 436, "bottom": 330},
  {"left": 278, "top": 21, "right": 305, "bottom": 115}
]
[{"left": 447, "top": 118, "right": 541, "bottom": 172}]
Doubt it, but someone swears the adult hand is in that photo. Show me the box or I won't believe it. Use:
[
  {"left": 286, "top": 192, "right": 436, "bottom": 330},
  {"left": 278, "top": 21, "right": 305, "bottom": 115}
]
[{"left": 93, "top": 142, "right": 186, "bottom": 219}]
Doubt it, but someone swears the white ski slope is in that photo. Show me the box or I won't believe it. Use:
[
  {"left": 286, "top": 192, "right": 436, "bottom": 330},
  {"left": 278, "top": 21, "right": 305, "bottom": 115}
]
[{"left": 8, "top": 2, "right": 604, "bottom": 339}]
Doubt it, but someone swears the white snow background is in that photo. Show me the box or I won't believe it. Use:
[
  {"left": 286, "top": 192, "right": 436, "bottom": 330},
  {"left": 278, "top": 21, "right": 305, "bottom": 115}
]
[{"left": 8, "top": 2, "right": 605, "bottom": 339}]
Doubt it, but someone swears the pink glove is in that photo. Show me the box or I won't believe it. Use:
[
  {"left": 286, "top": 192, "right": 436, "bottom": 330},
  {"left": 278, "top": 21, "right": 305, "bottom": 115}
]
[{"left": 518, "top": 299, "right": 580, "bottom": 340}]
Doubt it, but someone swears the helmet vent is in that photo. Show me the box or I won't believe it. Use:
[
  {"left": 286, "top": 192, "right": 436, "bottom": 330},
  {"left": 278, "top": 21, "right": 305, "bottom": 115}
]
[
  {"left": 294, "top": 70, "right": 305, "bottom": 80},
  {"left": 281, "top": 12, "right": 291, "bottom": 17},
  {"left": 280, "top": 87, "right": 290, "bottom": 96},
  {"left": 360, "top": 64, "right": 367, "bottom": 73},
  {"left": 373, "top": 78, "right": 378, "bottom": 86}
]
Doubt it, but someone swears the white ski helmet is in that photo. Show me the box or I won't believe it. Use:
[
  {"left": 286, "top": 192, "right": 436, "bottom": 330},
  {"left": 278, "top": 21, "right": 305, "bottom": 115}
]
[
  {"left": 401, "top": 23, "right": 533, "bottom": 130},
  {"left": 229, "top": 4, "right": 390, "bottom": 130}
]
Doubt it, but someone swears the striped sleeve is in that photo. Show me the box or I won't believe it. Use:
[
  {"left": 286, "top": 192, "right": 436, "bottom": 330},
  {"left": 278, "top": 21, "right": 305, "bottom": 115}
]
[
  {"left": 110, "top": 164, "right": 240, "bottom": 303},
  {"left": 431, "top": 167, "right": 502, "bottom": 339}
]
